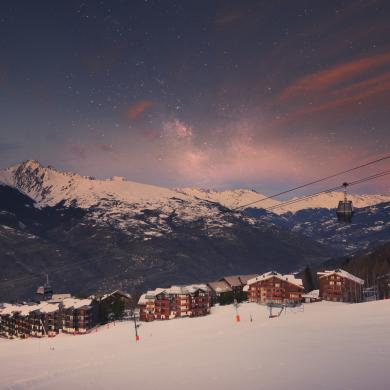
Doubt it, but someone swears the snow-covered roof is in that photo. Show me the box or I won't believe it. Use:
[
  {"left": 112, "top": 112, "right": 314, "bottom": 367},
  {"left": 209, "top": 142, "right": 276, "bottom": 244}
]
[
  {"left": 239, "top": 274, "right": 258, "bottom": 285},
  {"left": 50, "top": 294, "right": 72, "bottom": 301},
  {"left": 36, "top": 303, "right": 60, "bottom": 314},
  {"left": 246, "top": 271, "right": 304, "bottom": 289},
  {"left": 142, "top": 284, "right": 209, "bottom": 300},
  {"left": 181, "top": 284, "right": 209, "bottom": 294},
  {"left": 97, "top": 289, "right": 132, "bottom": 301},
  {"left": 0, "top": 302, "right": 60, "bottom": 317},
  {"left": 138, "top": 294, "right": 148, "bottom": 305},
  {"left": 317, "top": 269, "right": 364, "bottom": 285},
  {"left": 61, "top": 298, "right": 93, "bottom": 309},
  {"left": 145, "top": 288, "right": 166, "bottom": 299},
  {"left": 207, "top": 280, "right": 232, "bottom": 293},
  {"left": 0, "top": 303, "right": 23, "bottom": 316},
  {"left": 221, "top": 276, "right": 242, "bottom": 287}
]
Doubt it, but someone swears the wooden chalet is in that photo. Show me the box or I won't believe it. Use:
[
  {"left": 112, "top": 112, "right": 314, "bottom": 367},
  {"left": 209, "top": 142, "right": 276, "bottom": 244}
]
[
  {"left": 138, "top": 284, "right": 211, "bottom": 322},
  {"left": 94, "top": 290, "right": 132, "bottom": 309},
  {"left": 188, "top": 286, "right": 210, "bottom": 317},
  {"left": 0, "top": 302, "right": 61, "bottom": 339},
  {"left": 317, "top": 269, "right": 364, "bottom": 303},
  {"left": 244, "top": 271, "right": 304, "bottom": 305},
  {"left": 0, "top": 298, "right": 98, "bottom": 339},
  {"left": 93, "top": 289, "right": 133, "bottom": 322},
  {"left": 221, "top": 275, "right": 258, "bottom": 297},
  {"left": 207, "top": 280, "right": 232, "bottom": 304},
  {"left": 61, "top": 298, "right": 98, "bottom": 334}
]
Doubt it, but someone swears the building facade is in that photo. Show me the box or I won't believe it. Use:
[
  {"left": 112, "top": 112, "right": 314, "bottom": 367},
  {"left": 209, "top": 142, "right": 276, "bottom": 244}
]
[
  {"left": 244, "top": 271, "right": 304, "bottom": 305},
  {"left": 376, "top": 273, "right": 390, "bottom": 300},
  {"left": 138, "top": 284, "right": 211, "bottom": 322},
  {"left": 0, "top": 298, "right": 98, "bottom": 339},
  {"left": 317, "top": 269, "right": 364, "bottom": 303}
]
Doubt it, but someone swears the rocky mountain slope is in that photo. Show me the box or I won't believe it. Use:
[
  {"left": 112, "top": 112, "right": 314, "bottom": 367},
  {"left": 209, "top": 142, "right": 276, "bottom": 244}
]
[
  {"left": 245, "top": 202, "right": 390, "bottom": 254},
  {"left": 1, "top": 160, "right": 389, "bottom": 301},
  {"left": 0, "top": 162, "right": 329, "bottom": 301}
]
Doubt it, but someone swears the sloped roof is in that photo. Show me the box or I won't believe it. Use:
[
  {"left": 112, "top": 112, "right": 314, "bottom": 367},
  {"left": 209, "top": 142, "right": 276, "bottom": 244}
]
[
  {"left": 36, "top": 302, "right": 60, "bottom": 314},
  {"left": 0, "top": 302, "right": 60, "bottom": 317},
  {"left": 101, "top": 290, "right": 132, "bottom": 301},
  {"left": 138, "top": 293, "right": 148, "bottom": 305},
  {"left": 221, "top": 276, "right": 242, "bottom": 287},
  {"left": 145, "top": 288, "right": 166, "bottom": 299},
  {"left": 317, "top": 269, "right": 364, "bottom": 285},
  {"left": 239, "top": 274, "right": 258, "bottom": 285},
  {"left": 181, "top": 284, "right": 209, "bottom": 294},
  {"left": 246, "top": 271, "right": 304, "bottom": 289},
  {"left": 61, "top": 298, "right": 93, "bottom": 309},
  {"left": 50, "top": 294, "right": 72, "bottom": 301},
  {"left": 0, "top": 303, "right": 24, "bottom": 316},
  {"left": 207, "top": 280, "right": 232, "bottom": 293},
  {"left": 142, "top": 284, "right": 209, "bottom": 300}
]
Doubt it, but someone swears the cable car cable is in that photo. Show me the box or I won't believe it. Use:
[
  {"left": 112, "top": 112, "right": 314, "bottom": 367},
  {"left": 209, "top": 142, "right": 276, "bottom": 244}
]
[
  {"left": 262, "top": 169, "right": 390, "bottom": 212},
  {"left": 2, "top": 168, "right": 390, "bottom": 287},
  {"left": 232, "top": 154, "right": 390, "bottom": 210}
]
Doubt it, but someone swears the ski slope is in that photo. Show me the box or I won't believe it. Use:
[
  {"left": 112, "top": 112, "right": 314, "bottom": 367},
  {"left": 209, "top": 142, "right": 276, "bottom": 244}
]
[{"left": 1, "top": 300, "right": 389, "bottom": 390}]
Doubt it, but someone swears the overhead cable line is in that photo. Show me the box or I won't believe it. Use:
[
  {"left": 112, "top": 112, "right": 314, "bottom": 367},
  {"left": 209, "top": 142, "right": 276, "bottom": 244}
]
[
  {"left": 2, "top": 168, "right": 390, "bottom": 288},
  {"left": 233, "top": 154, "right": 390, "bottom": 210},
  {"left": 263, "top": 169, "right": 390, "bottom": 212}
]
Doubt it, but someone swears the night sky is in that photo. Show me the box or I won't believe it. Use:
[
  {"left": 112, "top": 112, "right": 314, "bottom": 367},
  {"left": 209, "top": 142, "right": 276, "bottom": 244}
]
[{"left": 0, "top": 0, "right": 389, "bottom": 194}]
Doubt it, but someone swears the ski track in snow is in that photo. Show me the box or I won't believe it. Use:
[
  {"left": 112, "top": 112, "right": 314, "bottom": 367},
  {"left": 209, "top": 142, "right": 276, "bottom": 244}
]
[{"left": 1, "top": 300, "right": 390, "bottom": 390}]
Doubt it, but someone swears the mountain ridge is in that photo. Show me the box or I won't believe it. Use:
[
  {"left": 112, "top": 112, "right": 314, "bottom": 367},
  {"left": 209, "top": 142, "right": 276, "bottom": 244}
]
[
  {"left": 0, "top": 164, "right": 330, "bottom": 301},
  {"left": 1, "top": 160, "right": 389, "bottom": 214}
]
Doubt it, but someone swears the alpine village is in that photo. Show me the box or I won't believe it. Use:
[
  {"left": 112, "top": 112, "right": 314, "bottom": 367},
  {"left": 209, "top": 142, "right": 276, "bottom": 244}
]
[{"left": 2, "top": 266, "right": 388, "bottom": 339}]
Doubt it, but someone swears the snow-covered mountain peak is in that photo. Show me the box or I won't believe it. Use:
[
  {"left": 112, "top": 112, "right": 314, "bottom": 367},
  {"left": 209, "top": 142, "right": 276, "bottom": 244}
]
[
  {"left": 1, "top": 161, "right": 389, "bottom": 215},
  {"left": 176, "top": 187, "right": 390, "bottom": 215},
  {"left": 0, "top": 161, "right": 192, "bottom": 209},
  {"left": 176, "top": 187, "right": 280, "bottom": 210}
]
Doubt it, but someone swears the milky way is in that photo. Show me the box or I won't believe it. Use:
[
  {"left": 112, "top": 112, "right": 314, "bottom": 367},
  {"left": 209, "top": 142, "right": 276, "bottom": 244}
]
[{"left": 0, "top": 0, "right": 389, "bottom": 194}]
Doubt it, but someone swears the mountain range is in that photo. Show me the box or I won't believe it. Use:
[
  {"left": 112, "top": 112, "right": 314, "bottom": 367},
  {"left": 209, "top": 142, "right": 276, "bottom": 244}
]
[{"left": 0, "top": 160, "right": 389, "bottom": 301}]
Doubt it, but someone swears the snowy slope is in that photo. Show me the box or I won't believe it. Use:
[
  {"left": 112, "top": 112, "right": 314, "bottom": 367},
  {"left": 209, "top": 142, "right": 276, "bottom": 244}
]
[
  {"left": 0, "top": 174, "right": 328, "bottom": 301},
  {"left": 1, "top": 300, "right": 389, "bottom": 390},
  {"left": 0, "top": 160, "right": 190, "bottom": 208},
  {"left": 178, "top": 187, "right": 390, "bottom": 214},
  {"left": 1, "top": 161, "right": 389, "bottom": 216},
  {"left": 176, "top": 187, "right": 280, "bottom": 210},
  {"left": 0, "top": 161, "right": 240, "bottom": 238}
]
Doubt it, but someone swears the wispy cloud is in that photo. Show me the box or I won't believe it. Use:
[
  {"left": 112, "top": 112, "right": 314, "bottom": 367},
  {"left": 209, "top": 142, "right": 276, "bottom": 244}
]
[
  {"left": 127, "top": 100, "right": 153, "bottom": 120},
  {"left": 280, "top": 51, "right": 390, "bottom": 100}
]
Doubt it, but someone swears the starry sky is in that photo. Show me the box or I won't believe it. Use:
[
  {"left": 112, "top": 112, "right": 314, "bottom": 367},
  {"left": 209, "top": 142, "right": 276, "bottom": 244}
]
[{"left": 0, "top": 0, "right": 389, "bottom": 194}]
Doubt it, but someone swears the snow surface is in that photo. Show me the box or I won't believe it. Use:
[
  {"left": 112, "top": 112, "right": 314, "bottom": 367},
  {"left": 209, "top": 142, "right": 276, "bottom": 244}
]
[{"left": 1, "top": 300, "right": 389, "bottom": 390}]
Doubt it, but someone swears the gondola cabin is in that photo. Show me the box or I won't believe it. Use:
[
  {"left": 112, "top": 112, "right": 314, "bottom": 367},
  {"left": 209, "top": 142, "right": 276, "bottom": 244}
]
[
  {"left": 336, "top": 182, "right": 354, "bottom": 223},
  {"left": 336, "top": 199, "right": 354, "bottom": 223}
]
